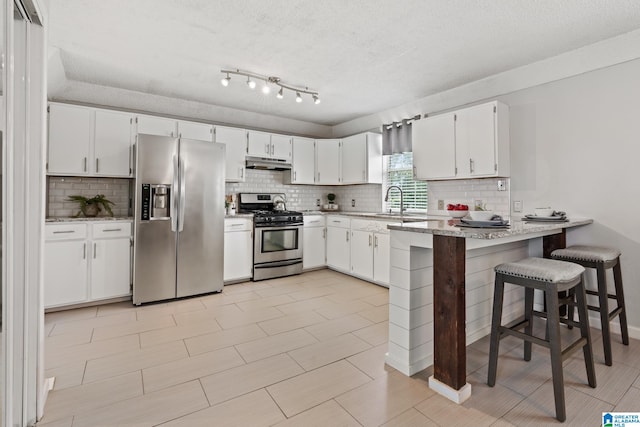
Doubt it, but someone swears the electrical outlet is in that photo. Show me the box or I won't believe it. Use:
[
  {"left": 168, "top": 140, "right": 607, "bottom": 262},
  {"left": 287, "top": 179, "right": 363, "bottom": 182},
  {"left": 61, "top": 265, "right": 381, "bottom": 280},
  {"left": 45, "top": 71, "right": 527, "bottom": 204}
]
[
  {"left": 316, "top": 199, "right": 320, "bottom": 207},
  {"left": 497, "top": 180, "right": 506, "bottom": 191},
  {"left": 351, "top": 199, "right": 356, "bottom": 207},
  {"left": 474, "top": 199, "right": 483, "bottom": 210},
  {"left": 437, "top": 200, "right": 444, "bottom": 210},
  {"left": 513, "top": 200, "right": 523, "bottom": 212}
]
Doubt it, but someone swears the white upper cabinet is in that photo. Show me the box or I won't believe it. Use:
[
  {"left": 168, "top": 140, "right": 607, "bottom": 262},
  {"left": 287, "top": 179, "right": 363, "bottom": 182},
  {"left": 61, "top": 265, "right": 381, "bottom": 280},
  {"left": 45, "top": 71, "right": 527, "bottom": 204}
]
[
  {"left": 247, "top": 131, "right": 292, "bottom": 162},
  {"left": 136, "top": 115, "right": 177, "bottom": 137},
  {"left": 247, "top": 131, "right": 271, "bottom": 157},
  {"left": 412, "top": 112, "right": 456, "bottom": 180},
  {"left": 287, "top": 137, "right": 316, "bottom": 184},
  {"left": 412, "top": 100, "right": 509, "bottom": 180},
  {"left": 316, "top": 139, "right": 341, "bottom": 185},
  {"left": 48, "top": 103, "right": 133, "bottom": 177},
  {"left": 48, "top": 103, "right": 92, "bottom": 175},
  {"left": 270, "top": 134, "right": 292, "bottom": 162},
  {"left": 341, "top": 132, "right": 382, "bottom": 184},
  {"left": 215, "top": 126, "right": 247, "bottom": 182},
  {"left": 94, "top": 109, "right": 134, "bottom": 177},
  {"left": 177, "top": 120, "right": 213, "bottom": 142},
  {"left": 456, "top": 101, "right": 509, "bottom": 178}
]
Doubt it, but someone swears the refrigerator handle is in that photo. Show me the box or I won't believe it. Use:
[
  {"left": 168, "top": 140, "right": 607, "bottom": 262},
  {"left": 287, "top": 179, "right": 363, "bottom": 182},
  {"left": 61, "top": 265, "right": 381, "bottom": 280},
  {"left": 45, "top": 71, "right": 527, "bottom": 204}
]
[
  {"left": 178, "top": 157, "right": 186, "bottom": 232},
  {"left": 171, "top": 154, "right": 179, "bottom": 232}
]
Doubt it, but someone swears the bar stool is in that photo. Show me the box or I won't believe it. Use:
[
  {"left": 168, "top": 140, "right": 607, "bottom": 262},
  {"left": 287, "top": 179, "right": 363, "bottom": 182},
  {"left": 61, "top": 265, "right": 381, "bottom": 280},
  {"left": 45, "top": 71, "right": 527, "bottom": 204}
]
[
  {"left": 487, "top": 257, "right": 596, "bottom": 422},
  {"left": 551, "top": 245, "right": 629, "bottom": 366}
]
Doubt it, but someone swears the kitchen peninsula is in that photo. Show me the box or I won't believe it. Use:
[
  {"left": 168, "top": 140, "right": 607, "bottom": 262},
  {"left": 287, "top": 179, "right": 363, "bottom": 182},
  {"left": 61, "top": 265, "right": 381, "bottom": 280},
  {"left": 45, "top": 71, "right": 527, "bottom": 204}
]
[{"left": 384, "top": 217, "right": 592, "bottom": 403}]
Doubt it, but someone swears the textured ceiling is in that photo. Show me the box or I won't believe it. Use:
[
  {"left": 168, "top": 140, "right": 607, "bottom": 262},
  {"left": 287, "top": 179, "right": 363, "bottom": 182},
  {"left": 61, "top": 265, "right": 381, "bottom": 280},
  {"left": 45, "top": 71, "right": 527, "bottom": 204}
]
[{"left": 45, "top": 0, "right": 640, "bottom": 126}]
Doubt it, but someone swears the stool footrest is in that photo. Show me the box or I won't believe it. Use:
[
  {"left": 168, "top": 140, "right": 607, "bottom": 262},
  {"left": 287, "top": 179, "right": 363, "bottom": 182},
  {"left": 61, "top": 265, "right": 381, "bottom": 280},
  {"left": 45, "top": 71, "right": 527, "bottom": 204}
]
[
  {"left": 561, "top": 337, "right": 588, "bottom": 362},
  {"left": 499, "top": 326, "right": 550, "bottom": 349},
  {"left": 609, "top": 306, "right": 623, "bottom": 320},
  {"left": 585, "top": 289, "right": 617, "bottom": 300}
]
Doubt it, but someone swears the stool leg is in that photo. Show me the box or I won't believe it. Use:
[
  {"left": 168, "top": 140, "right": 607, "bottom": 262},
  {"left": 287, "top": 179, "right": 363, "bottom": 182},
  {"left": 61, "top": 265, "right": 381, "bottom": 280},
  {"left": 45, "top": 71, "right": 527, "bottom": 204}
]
[
  {"left": 524, "top": 287, "right": 534, "bottom": 361},
  {"left": 596, "top": 264, "right": 613, "bottom": 366},
  {"left": 487, "top": 274, "right": 505, "bottom": 387},
  {"left": 545, "top": 287, "right": 566, "bottom": 422},
  {"left": 575, "top": 274, "right": 596, "bottom": 388},
  {"left": 566, "top": 287, "right": 575, "bottom": 330},
  {"left": 613, "top": 259, "right": 629, "bottom": 346}
]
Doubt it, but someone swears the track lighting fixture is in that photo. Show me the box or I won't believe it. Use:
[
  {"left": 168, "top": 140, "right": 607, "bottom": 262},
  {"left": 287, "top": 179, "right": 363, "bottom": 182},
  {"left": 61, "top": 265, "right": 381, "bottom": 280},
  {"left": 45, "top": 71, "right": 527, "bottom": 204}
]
[{"left": 221, "top": 68, "right": 320, "bottom": 105}]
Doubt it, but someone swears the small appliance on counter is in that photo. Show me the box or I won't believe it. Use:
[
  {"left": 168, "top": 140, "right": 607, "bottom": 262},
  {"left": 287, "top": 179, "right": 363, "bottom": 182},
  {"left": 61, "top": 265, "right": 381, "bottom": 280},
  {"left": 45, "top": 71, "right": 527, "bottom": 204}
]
[
  {"left": 238, "top": 193, "right": 303, "bottom": 281},
  {"left": 133, "top": 134, "right": 226, "bottom": 305}
]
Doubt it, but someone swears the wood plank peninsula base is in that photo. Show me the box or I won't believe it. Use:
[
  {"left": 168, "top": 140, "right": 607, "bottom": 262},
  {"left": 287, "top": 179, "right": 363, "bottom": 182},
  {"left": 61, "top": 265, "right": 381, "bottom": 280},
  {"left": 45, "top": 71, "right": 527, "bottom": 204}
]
[{"left": 385, "top": 218, "right": 591, "bottom": 404}]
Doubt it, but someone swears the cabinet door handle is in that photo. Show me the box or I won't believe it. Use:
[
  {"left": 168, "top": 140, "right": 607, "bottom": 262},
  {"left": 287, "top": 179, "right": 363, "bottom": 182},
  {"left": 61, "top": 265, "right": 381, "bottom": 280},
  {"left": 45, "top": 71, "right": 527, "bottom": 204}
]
[
  {"left": 53, "top": 230, "right": 75, "bottom": 234},
  {"left": 374, "top": 236, "right": 378, "bottom": 248},
  {"left": 83, "top": 243, "right": 86, "bottom": 259},
  {"left": 322, "top": 228, "right": 326, "bottom": 238},
  {"left": 369, "top": 234, "right": 372, "bottom": 246},
  {"left": 96, "top": 158, "right": 99, "bottom": 173},
  {"left": 362, "top": 170, "right": 365, "bottom": 181},
  {"left": 294, "top": 171, "right": 297, "bottom": 181},
  {"left": 102, "top": 228, "right": 123, "bottom": 232},
  {"left": 83, "top": 157, "right": 87, "bottom": 172},
  {"left": 265, "top": 143, "right": 270, "bottom": 154},
  {"left": 93, "top": 242, "right": 97, "bottom": 259},
  {"left": 271, "top": 144, "right": 274, "bottom": 155},
  {"left": 346, "top": 230, "right": 349, "bottom": 242},
  {"left": 469, "top": 158, "right": 474, "bottom": 173},
  {"left": 239, "top": 167, "right": 244, "bottom": 178}
]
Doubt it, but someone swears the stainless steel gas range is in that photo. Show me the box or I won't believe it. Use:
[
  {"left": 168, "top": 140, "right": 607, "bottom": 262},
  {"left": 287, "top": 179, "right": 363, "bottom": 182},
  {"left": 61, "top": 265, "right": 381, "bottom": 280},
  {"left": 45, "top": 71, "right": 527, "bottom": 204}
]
[{"left": 238, "top": 193, "right": 303, "bottom": 281}]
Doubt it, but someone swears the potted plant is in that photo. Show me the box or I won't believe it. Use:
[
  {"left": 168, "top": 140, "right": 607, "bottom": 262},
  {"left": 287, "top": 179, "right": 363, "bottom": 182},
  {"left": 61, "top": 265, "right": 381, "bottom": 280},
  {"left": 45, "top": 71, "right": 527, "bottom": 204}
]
[{"left": 67, "top": 194, "right": 115, "bottom": 217}]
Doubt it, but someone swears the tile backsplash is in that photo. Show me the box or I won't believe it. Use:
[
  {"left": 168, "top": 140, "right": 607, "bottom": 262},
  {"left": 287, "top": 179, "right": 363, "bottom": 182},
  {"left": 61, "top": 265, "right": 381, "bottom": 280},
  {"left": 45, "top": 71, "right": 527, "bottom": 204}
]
[
  {"left": 427, "top": 177, "right": 510, "bottom": 218},
  {"left": 47, "top": 177, "right": 131, "bottom": 217},
  {"left": 225, "top": 169, "right": 382, "bottom": 212}
]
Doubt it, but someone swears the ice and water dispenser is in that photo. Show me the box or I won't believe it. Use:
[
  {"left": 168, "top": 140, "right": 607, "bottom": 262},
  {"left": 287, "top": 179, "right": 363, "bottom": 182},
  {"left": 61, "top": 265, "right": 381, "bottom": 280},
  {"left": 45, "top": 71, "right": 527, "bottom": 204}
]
[{"left": 140, "top": 184, "right": 171, "bottom": 220}]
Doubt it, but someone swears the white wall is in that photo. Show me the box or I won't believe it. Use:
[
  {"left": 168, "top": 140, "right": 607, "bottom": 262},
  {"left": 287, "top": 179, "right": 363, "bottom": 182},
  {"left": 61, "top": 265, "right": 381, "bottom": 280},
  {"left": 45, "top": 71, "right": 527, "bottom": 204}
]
[{"left": 502, "top": 58, "right": 640, "bottom": 336}]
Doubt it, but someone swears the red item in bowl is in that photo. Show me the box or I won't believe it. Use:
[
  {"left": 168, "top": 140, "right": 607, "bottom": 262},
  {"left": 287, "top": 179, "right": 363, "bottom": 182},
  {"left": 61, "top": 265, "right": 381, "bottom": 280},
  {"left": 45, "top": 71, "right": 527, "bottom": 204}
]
[{"left": 447, "top": 203, "right": 469, "bottom": 211}]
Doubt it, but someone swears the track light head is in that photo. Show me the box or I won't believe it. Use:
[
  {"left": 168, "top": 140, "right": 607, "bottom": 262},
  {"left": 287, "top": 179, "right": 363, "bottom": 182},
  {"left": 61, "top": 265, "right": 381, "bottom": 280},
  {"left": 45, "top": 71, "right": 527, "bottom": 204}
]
[
  {"left": 295, "top": 92, "right": 302, "bottom": 103},
  {"left": 313, "top": 94, "right": 320, "bottom": 104},
  {"left": 262, "top": 84, "right": 270, "bottom": 95},
  {"left": 221, "top": 73, "right": 230, "bottom": 87},
  {"left": 246, "top": 77, "right": 256, "bottom": 89},
  {"left": 276, "top": 87, "right": 284, "bottom": 99}
]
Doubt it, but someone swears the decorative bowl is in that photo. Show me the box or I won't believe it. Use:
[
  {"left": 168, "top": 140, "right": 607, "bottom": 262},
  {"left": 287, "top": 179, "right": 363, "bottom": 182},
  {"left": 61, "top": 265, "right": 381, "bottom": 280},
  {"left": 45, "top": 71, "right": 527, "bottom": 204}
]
[
  {"left": 447, "top": 210, "right": 468, "bottom": 218},
  {"left": 469, "top": 211, "right": 495, "bottom": 221}
]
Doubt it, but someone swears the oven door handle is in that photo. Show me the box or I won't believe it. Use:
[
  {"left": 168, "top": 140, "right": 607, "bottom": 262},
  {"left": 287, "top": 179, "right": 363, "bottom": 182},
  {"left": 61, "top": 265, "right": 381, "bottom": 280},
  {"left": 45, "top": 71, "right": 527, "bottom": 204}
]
[
  {"left": 254, "top": 225, "right": 303, "bottom": 231},
  {"left": 254, "top": 259, "right": 302, "bottom": 269}
]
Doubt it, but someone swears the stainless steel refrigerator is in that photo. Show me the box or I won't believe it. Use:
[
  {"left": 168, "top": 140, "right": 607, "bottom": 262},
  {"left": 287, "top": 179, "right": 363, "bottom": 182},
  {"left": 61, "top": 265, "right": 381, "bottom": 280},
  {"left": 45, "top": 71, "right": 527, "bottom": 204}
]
[{"left": 133, "top": 134, "right": 225, "bottom": 305}]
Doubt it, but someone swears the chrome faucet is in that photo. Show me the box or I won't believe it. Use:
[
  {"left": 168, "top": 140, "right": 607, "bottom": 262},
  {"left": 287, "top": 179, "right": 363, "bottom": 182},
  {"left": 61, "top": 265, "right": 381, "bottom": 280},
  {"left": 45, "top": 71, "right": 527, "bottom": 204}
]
[{"left": 384, "top": 185, "right": 404, "bottom": 215}]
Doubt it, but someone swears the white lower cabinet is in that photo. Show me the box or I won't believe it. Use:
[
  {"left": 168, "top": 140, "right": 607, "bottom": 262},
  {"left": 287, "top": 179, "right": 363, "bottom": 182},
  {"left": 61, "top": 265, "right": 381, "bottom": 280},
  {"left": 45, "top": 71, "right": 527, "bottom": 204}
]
[
  {"left": 224, "top": 218, "right": 253, "bottom": 282},
  {"left": 326, "top": 216, "right": 351, "bottom": 273},
  {"left": 303, "top": 215, "right": 326, "bottom": 270},
  {"left": 348, "top": 219, "right": 391, "bottom": 287},
  {"left": 44, "top": 221, "right": 132, "bottom": 309}
]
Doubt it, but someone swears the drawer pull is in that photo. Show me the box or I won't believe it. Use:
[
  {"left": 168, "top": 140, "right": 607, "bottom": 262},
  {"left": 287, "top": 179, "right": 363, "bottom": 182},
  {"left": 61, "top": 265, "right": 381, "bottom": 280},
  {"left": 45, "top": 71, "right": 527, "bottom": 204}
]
[
  {"left": 230, "top": 223, "right": 244, "bottom": 227},
  {"left": 309, "top": 220, "right": 320, "bottom": 224},
  {"left": 53, "top": 230, "right": 75, "bottom": 234},
  {"left": 102, "top": 228, "right": 123, "bottom": 232}
]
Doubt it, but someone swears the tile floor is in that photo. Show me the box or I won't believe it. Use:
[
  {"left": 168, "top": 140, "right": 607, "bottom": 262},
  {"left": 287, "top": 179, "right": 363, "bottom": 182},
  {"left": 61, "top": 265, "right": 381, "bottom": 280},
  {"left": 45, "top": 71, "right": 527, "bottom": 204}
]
[{"left": 39, "top": 269, "right": 639, "bottom": 426}]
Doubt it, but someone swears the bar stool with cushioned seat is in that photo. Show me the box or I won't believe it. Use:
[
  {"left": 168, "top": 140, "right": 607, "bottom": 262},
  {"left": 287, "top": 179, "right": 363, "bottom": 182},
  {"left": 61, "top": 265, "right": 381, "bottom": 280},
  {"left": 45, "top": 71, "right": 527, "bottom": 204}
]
[
  {"left": 551, "top": 245, "right": 629, "bottom": 366},
  {"left": 487, "top": 257, "right": 596, "bottom": 422}
]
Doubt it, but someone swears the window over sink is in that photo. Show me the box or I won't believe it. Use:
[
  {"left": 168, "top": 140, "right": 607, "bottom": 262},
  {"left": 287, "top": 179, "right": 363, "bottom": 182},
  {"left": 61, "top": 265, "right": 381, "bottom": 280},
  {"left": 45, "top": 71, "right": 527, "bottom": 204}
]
[{"left": 382, "top": 152, "right": 428, "bottom": 212}]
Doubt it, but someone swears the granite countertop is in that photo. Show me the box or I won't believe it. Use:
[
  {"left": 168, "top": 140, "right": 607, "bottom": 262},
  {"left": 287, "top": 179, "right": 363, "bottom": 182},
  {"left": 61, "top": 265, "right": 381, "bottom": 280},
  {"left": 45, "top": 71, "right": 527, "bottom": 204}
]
[
  {"left": 46, "top": 216, "right": 134, "bottom": 223},
  {"left": 387, "top": 217, "right": 593, "bottom": 239},
  {"left": 225, "top": 213, "right": 254, "bottom": 219}
]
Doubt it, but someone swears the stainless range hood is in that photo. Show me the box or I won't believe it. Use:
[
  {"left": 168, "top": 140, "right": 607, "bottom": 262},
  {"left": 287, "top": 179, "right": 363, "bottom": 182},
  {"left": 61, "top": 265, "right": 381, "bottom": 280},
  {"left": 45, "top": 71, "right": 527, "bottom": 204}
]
[{"left": 245, "top": 156, "right": 291, "bottom": 171}]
